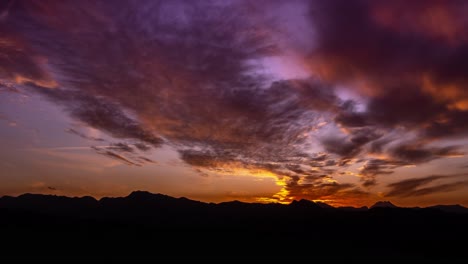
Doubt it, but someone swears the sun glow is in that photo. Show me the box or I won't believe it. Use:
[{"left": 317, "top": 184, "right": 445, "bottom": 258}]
[{"left": 231, "top": 168, "right": 291, "bottom": 204}]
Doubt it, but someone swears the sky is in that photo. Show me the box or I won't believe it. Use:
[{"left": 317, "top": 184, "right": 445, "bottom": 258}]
[{"left": 1, "top": 0, "right": 468, "bottom": 207}]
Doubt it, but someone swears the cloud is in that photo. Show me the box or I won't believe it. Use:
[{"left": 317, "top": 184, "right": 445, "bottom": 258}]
[
  {"left": 390, "top": 144, "right": 463, "bottom": 164},
  {"left": 286, "top": 178, "right": 369, "bottom": 206},
  {"left": 91, "top": 146, "right": 140, "bottom": 167},
  {"left": 2, "top": 0, "right": 468, "bottom": 203},
  {"left": 134, "top": 143, "right": 151, "bottom": 152},
  {"left": 386, "top": 174, "right": 468, "bottom": 198},
  {"left": 303, "top": 0, "right": 468, "bottom": 185},
  {"left": 357, "top": 144, "right": 462, "bottom": 187},
  {"left": 108, "top": 143, "right": 134, "bottom": 153},
  {"left": 91, "top": 142, "right": 156, "bottom": 166},
  {"left": 359, "top": 159, "right": 408, "bottom": 187},
  {"left": 0, "top": 30, "right": 55, "bottom": 88},
  {"left": 321, "top": 137, "right": 361, "bottom": 158},
  {"left": 35, "top": 88, "right": 164, "bottom": 147},
  {"left": 65, "top": 128, "right": 105, "bottom": 142},
  {"left": 320, "top": 127, "right": 383, "bottom": 166},
  {"left": 179, "top": 149, "right": 235, "bottom": 169},
  {"left": 137, "top": 156, "right": 156, "bottom": 164},
  {"left": 7, "top": 1, "right": 351, "bottom": 198},
  {"left": 308, "top": 0, "right": 468, "bottom": 137},
  {"left": 308, "top": 0, "right": 468, "bottom": 88}
]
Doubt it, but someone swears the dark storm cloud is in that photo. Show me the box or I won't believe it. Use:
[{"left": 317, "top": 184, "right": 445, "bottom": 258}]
[{"left": 386, "top": 174, "right": 468, "bottom": 198}]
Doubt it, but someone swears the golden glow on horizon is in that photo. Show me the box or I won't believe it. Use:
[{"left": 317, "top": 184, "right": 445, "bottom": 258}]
[
  {"left": 256, "top": 177, "right": 290, "bottom": 204},
  {"left": 197, "top": 164, "right": 292, "bottom": 204},
  {"left": 229, "top": 168, "right": 291, "bottom": 204}
]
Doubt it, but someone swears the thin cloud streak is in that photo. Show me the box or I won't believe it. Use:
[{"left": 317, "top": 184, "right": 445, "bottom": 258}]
[{"left": 386, "top": 173, "right": 468, "bottom": 198}]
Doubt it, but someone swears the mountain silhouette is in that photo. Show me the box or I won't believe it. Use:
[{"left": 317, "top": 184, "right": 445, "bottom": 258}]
[
  {"left": 289, "top": 199, "right": 323, "bottom": 209},
  {"left": 337, "top": 205, "right": 369, "bottom": 212},
  {"left": 427, "top": 204, "right": 468, "bottom": 214},
  {"left": 0, "top": 191, "right": 467, "bottom": 261},
  {"left": 370, "top": 201, "right": 399, "bottom": 209}
]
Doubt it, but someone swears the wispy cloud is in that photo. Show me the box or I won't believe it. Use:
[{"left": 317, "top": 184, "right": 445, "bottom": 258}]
[
  {"left": 65, "top": 128, "right": 105, "bottom": 142},
  {"left": 386, "top": 174, "right": 468, "bottom": 198}
]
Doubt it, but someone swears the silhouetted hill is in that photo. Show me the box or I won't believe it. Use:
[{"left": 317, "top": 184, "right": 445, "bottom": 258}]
[
  {"left": 370, "top": 200, "right": 398, "bottom": 209},
  {"left": 315, "top": 201, "right": 335, "bottom": 209},
  {"left": 426, "top": 204, "right": 468, "bottom": 214},
  {"left": 337, "top": 205, "right": 368, "bottom": 212},
  {"left": 289, "top": 199, "right": 322, "bottom": 209},
  {"left": 1, "top": 191, "right": 467, "bottom": 261},
  {"left": 100, "top": 191, "right": 207, "bottom": 210},
  {"left": 0, "top": 193, "right": 98, "bottom": 215}
]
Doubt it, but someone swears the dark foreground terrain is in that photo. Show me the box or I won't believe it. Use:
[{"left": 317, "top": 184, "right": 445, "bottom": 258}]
[{"left": 1, "top": 191, "right": 467, "bottom": 261}]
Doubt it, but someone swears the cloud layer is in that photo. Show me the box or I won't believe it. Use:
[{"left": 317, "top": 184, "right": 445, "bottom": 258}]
[{"left": 1, "top": 0, "right": 468, "bottom": 203}]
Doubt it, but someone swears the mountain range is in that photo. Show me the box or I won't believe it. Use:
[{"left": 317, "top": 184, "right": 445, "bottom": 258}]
[
  {"left": 1, "top": 191, "right": 467, "bottom": 261},
  {"left": 1, "top": 191, "right": 467, "bottom": 214}
]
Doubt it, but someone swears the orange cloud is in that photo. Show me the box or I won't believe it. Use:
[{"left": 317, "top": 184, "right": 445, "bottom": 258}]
[{"left": 372, "top": 1, "right": 468, "bottom": 46}]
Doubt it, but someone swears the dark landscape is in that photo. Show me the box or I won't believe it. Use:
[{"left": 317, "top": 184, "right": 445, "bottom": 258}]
[{"left": 1, "top": 191, "right": 467, "bottom": 261}]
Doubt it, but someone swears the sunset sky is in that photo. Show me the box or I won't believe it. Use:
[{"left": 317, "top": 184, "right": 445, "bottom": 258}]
[{"left": 1, "top": 0, "right": 468, "bottom": 207}]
